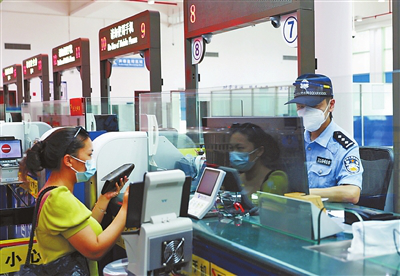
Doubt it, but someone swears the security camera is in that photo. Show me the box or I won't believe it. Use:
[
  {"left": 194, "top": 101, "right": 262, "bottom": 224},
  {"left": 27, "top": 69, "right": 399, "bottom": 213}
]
[
  {"left": 202, "top": 33, "right": 212, "bottom": 44},
  {"left": 270, "top": 16, "right": 281, "bottom": 28}
]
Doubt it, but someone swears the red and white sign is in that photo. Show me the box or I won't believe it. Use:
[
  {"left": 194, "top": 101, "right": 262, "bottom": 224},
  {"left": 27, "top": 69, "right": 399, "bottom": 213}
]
[{"left": 1, "top": 144, "right": 11, "bottom": 154}]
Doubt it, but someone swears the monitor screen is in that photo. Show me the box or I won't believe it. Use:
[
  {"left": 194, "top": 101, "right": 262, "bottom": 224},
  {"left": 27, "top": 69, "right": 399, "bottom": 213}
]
[
  {"left": 126, "top": 181, "right": 145, "bottom": 229},
  {"left": 180, "top": 176, "right": 192, "bottom": 218},
  {"left": 196, "top": 168, "right": 221, "bottom": 196},
  {"left": 202, "top": 116, "right": 309, "bottom": 195},
  {"left": 217, "top": 165, "right": 242, "bottom": 193},
  {"left": 94, "top": 114, "right": 119, "bottom": 132},
  {"left": 0, "top": 139, "right": 22, "bottom": 160}
]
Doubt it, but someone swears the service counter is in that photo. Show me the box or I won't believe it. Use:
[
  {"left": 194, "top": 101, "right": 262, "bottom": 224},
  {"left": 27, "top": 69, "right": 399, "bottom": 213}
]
[
  {"left": 191, "top": 212, "right": 400, "bottom": 275},
  {"left": 2, "top": 192, "right": 400, "bottom": 275},
  {"left": 102, "top": 197, "right": 400, "bottom": 275},
  {"left": 0, "top": 183, "right": 34, "bottom": 238}
]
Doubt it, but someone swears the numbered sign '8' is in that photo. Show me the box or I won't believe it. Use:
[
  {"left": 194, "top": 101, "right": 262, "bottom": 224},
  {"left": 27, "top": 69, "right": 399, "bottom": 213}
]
[{"left": 191, "top": 37, "right": 205, "bottom": 65}]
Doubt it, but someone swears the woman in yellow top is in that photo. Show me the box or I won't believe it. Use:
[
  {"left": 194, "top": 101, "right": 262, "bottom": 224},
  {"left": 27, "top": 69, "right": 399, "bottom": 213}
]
[
  {"left": 229, "top": 123, "right": 288, "bottom": 205},
  {"left": 19, "top": 127, "right": 129, "bottom": 275}
]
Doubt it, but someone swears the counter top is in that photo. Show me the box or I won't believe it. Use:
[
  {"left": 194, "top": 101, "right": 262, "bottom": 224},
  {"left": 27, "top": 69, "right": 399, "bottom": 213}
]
[{"left": 191, "top": 215, "right": 400, "bottom": 275}]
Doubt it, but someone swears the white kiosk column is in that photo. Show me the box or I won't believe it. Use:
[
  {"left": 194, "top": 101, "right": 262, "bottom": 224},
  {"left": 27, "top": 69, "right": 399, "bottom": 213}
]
[{"left": 315, "top": 0, "right": 354, "bottom": 136}]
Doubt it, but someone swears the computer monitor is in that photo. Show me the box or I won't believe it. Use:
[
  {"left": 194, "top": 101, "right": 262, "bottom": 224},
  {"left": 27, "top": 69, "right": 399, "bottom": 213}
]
[
  {"left": 94, "top": 114, "right": 119, "bottom": 132},
  {"left": 202, "top": 116, "right": 309, "bottom": 195},
  {"left": 217, "top": 165, "right": 242, "bottom": 193},
  {"left": 126, "top": 169, "right": 188, "bottom": 229},
  {"left": 126, "top": 181, "right": 145, "bottom": 229},
  {"left": 0, "top": 139, "right": 23, "bottom": 160},
  {"left": 180, "top": 176, "right": 192, "bottom": 218}
]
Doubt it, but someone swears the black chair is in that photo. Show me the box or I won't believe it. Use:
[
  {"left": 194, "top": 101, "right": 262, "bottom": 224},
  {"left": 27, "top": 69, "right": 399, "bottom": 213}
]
[{"left": 357, "top": 146, "right": 394, "bottom": 210}]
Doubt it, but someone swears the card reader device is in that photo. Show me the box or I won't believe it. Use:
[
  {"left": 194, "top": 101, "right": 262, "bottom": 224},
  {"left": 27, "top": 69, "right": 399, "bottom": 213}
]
[
  {"left": 188, "top": 167, "right": 226, "bottom": 219},
  {"left": 101, "top": 163, "right": 135, "bottom": 194}
]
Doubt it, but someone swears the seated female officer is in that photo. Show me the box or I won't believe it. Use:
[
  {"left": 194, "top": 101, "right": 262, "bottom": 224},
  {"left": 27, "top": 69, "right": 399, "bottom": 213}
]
[
  {"left": 19, "top": 127, "right": 129, "bottom": 275},
  {"left": 229, "top": 123, "right": 288, "bottom": 203}
]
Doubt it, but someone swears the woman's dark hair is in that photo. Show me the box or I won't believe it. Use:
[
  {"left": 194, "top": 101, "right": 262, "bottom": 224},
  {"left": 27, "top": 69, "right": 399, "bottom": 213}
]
[
  {"left": 230, "top": 122, "right": 280, "bottom": 164},
  {"left": 19, "top": 127, "right": 90, "bottom": 179}
]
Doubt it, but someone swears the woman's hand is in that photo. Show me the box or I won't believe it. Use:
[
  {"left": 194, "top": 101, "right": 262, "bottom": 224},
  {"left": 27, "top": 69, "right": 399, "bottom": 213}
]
[
  {"left": 71, "top": 177, "right": 131, "bottom": 260},
  {"left": 93, "top": 176, "right": 128, "bottom": 222},
  {"left": 103, "top": 175, "right": 129, "bottom": 200},
  {"left": 121, "top": 184, "right": 130, "bottom": 211}
]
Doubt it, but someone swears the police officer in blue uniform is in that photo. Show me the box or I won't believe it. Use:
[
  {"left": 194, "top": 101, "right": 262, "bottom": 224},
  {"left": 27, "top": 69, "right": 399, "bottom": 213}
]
[{"left": 286, "top": 73, "right": 363, "bottom": 203}]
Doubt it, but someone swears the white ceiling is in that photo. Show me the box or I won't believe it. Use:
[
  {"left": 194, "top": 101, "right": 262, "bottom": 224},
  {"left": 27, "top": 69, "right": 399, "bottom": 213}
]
[
  {"left": 0, "top": 0, "right": 392, "bottom": 24},
  {"left": 0, "top": 0, "right": 183, "bottom": 22},
  {"left": 353, "top": 0, "right": 392, "bottom": 19},
  {"left": 353, "top": 0, "right": 393, "bottom": 28}
]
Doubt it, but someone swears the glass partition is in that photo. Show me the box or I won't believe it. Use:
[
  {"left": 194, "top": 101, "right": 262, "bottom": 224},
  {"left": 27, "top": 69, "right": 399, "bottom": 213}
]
[
  {"left": 21, "top": 100, "right": 82, "bottom": 127},
  {"left": 16, "top": 80, "right": 395, "bottom": 152},
  {"left": 84, "top": 97, "right": 136, "bottom": 132},
  {"left": 352, "top": 83, "right": 393, "bottom": 146},
  {"left": 0, "top": 103, "right": 5, "bottom": 121},
  {"left": 20, "top": 97, "right": 137, "bottom": 132},
  {"left": 208, "top": 85, "right": 295, "bottom": 117},
  {"left": 13, "top": 75, "right": 398, "bottom": 217}
]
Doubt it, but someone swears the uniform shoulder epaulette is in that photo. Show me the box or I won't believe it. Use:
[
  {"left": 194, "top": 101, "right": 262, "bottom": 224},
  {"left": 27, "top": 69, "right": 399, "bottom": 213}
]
[{"left": 333, "top": 131, "right": 355, "bottom": 150}]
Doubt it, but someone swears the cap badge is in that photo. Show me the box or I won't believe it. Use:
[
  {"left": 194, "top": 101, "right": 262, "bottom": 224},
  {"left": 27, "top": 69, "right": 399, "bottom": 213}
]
[{"left": 300, "top": 79, "right": 309, "bottom": 90}]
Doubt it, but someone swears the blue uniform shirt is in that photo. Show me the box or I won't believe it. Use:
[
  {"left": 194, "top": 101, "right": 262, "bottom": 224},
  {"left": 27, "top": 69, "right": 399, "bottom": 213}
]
[{"left": 304, "top": 120, "right": 363, "bottom": 189}]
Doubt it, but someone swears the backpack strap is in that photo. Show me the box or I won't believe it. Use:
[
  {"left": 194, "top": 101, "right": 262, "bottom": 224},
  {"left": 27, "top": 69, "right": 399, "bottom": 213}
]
[{"left": 24, "top": 186, "right": 58, "bottom": 265}]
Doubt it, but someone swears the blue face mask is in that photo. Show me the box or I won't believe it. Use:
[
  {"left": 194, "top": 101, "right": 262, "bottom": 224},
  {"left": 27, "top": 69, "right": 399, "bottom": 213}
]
[
  {"left": 70, "top": 156, "right": 97, "bottom": 183},
  {"left": 229, "top": 148, "right": 259, "bottom": 172}
]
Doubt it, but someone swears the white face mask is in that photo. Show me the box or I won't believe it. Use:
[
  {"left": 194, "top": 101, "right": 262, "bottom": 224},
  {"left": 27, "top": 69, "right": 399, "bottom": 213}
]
[{"left": 297, "top": 101, "right": 330, "bottom": 132}]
